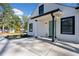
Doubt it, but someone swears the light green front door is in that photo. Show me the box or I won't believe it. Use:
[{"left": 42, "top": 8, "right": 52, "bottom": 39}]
[
  {"left": 49, "top": 20, "right": 56, "bottom": 37},
  {"left": 49, "top": 21, "right": 53, "bottom": 37}
]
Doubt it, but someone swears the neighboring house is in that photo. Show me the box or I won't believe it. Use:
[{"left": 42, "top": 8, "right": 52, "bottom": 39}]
[{"left": 27, "top": 3, "right": 79, "bottom": 43}]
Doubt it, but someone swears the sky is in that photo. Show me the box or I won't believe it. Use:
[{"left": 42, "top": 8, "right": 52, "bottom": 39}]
[
  {"left": 10, "top": 3, "right": 79, "bottom": 17},
  {"left": 10, "top": 3, "right": 38, "bottom": 17}
]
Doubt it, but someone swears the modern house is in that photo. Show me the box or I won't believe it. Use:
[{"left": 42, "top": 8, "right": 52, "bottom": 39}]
[{"left": 27, "top": 3, "right": 79, "bottom": 43}]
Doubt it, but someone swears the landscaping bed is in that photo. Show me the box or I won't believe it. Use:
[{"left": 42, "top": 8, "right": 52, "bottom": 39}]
[{"left": 5, "top": 33, "right": 30, "bottom": 39}]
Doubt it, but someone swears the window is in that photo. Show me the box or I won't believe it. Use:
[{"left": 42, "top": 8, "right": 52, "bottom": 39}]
[
  {"left": 29, "top": 23, "right": 33, "bottom": 32},
  {"left": 39, "top": 5, "right": 44, "bottom": 15},
  {"left": 61, "top": 16, "right": 75, "bottom": 35}
]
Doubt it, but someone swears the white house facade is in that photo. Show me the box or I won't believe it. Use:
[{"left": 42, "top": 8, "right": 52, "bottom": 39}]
[{"left": 27, "top": 3, "right": 79, "bottom": 43}]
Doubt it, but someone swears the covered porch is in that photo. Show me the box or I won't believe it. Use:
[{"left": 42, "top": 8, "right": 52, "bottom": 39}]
[
  {"left": 34, "top": 14, "right": 53, "bottom": 37},
  {"left": 31, "top": 9, "right": 62, "bottom": 42}
]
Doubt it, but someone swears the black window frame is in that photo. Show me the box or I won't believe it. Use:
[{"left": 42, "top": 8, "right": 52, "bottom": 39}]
[
  {"left": 61, "top": 16, "right": 75, "bottom": 35},
  {"left": 29, "top": 23, "right": 33, "bottom": 32},
  {"left": 39, "top": 5, "right": 44, "bottom": 15}
]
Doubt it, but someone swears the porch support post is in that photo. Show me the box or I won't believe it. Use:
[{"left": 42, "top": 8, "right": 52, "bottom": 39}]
[
  {"left": 51, "top": 13, "right": 54, "bottom": 42},
  {"left": 35, "top": 20, "right": 38, "bottom": 38}
]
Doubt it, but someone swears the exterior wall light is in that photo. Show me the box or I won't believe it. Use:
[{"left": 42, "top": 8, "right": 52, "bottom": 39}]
[
  {"left": 35, "top": 20, "right": 38, "bottom": 22},
  {"left": 45, "top": 22, "right": 47, "bottom": 24}
]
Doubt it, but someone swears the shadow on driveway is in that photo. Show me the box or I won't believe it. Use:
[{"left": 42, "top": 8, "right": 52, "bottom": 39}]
[
  {"left": 37, "top": 38, "right": 79, "bottom": 54},
  {"left": 0, "top": 39, "right": 9, "bottom": 56}
]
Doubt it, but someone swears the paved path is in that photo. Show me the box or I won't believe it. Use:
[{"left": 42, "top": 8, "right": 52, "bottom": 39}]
[{"left": 1, "top": 37, "right": 79, "bottom": 56}]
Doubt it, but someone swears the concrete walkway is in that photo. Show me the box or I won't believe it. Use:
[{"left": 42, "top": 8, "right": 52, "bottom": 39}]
[{"left": 1, "top": 37, "right": 79, "bottom": 56}]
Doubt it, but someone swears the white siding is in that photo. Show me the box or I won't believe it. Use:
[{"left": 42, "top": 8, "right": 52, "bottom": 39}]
[{"left": 28, "top": 3, "right": 79, "bottom": 43}]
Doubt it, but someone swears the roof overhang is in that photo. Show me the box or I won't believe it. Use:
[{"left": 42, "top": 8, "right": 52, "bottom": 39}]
[{"left": 31, "top": 8, "right": 60, "bottom": 19}]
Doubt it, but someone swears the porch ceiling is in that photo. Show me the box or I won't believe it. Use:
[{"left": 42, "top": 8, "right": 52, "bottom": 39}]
[{"left": 35, "top": 14, "right": 52, "bottom": 21}]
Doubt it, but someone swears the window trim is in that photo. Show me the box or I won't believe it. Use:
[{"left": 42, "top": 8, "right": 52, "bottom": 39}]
[
  {"left": 61, "top": 16, "right": 75, "bottom": 35},
  {"left": 29, "top": 23, "right": 33, "bottom": 32},
  {"left": 39, "top": 4, "right": 44, "bottom": 15}
]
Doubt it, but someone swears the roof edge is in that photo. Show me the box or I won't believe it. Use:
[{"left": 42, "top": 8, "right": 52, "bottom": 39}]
[{"left": 31, "top": 8, "right": 60, "bottom": 19}]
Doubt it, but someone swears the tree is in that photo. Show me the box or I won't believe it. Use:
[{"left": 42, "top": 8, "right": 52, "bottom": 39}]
[
  {"left": 23, "top": 16, "right": 28, "bottom": 32},
  {"left": 0, "top": 3, "right": 13, "bottom": 33},
  {"left": 0, "top": 3, "right": 21, "bottom": 33},
  {"left": 12, "top": 15, "right": 21, "bottom": 33}
]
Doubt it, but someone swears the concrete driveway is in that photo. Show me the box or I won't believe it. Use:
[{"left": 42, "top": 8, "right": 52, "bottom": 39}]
[{"left": 1, "top": 37, "right": 79, "bottom": 56}]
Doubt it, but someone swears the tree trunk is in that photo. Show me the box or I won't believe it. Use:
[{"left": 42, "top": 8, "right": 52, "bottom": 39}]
[{"left": 2, "top": 25, "right": 4, "bottom": 33}]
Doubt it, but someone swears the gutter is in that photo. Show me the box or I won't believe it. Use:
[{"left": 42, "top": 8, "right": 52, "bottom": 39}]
[{"left": 31, "top": 8, "right": 60, "bottom": 19}]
